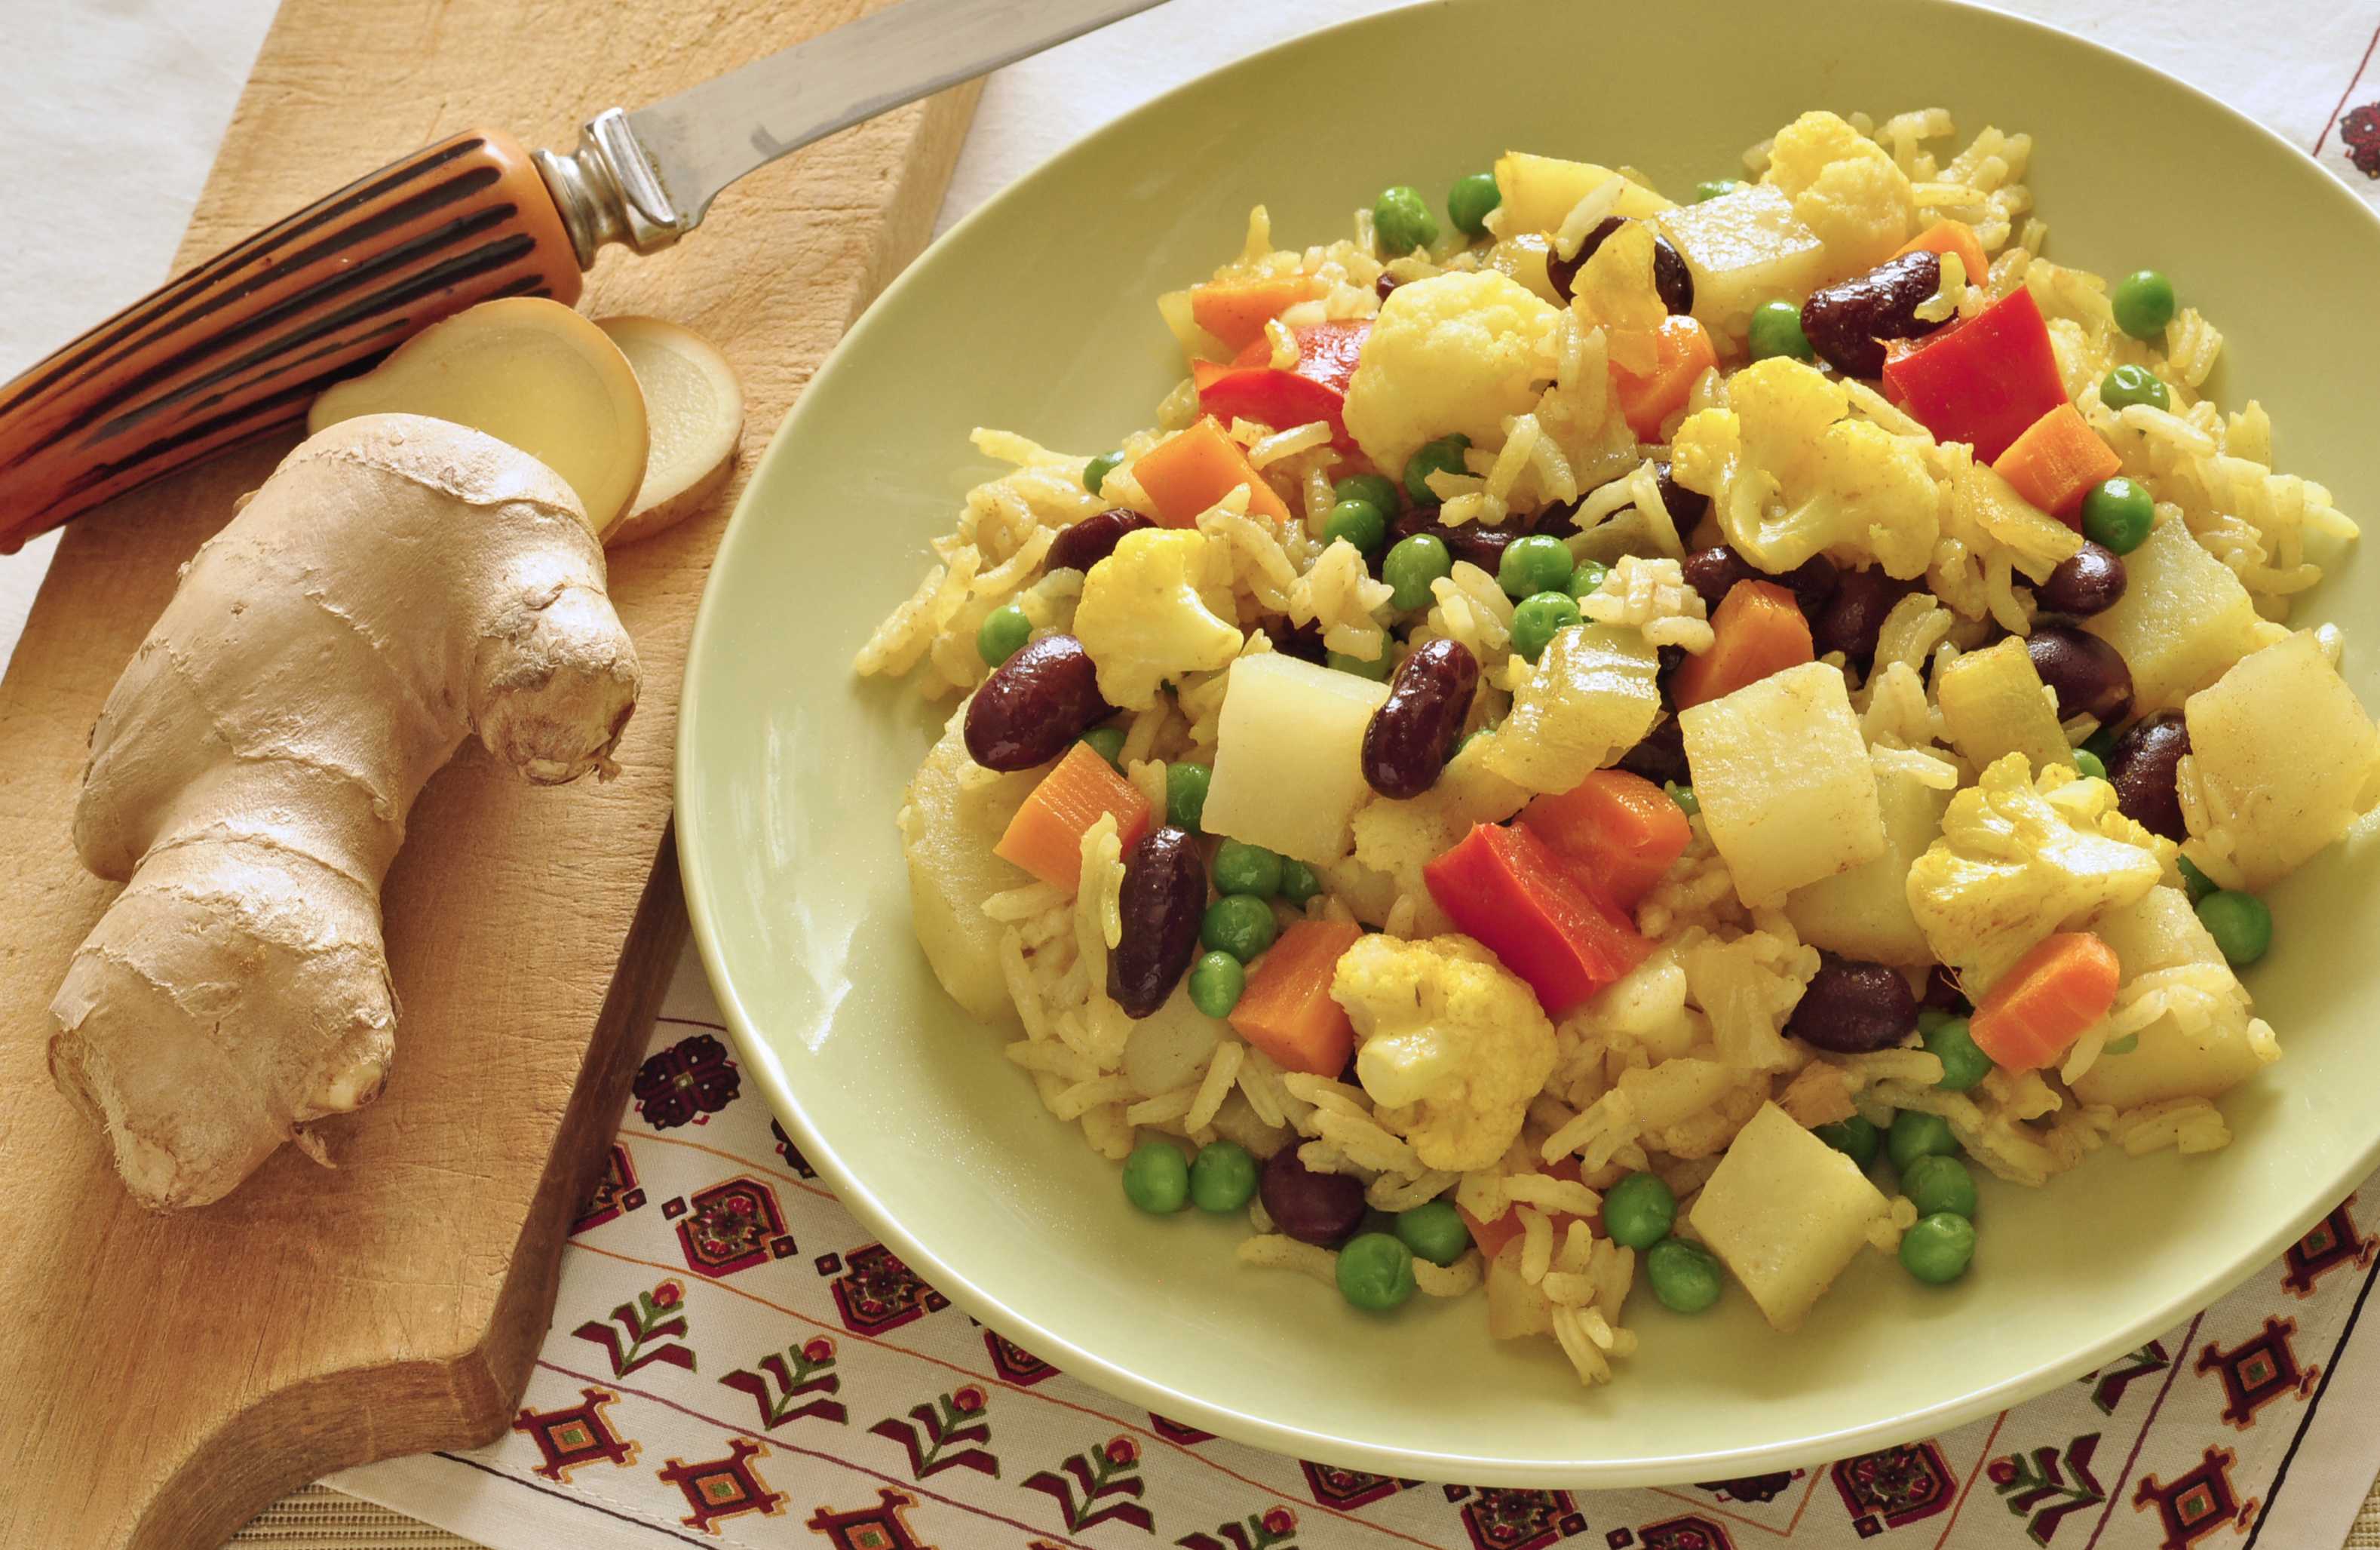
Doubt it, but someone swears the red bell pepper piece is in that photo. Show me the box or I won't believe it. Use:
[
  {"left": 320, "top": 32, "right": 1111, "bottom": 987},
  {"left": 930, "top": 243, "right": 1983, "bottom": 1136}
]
[
  {"left": 1422, "top": 821, "right": 1656, "bottom": 1016},
  {"left": 1881, "top": 286, "right": 2068, "bottom": 462},
  {"left": 1192, "top": 321, "right": 1370, "bottom": 447}
]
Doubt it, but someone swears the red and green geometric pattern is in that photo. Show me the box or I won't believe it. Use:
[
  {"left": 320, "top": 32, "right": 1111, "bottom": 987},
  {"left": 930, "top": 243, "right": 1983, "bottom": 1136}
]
[
  {"left": 805, "top": 1487, "right": 938, "bottom": 1550},
  {"left": 508, "top": 1387, "right": 639, "bottom": 1483},
  {"left": 673, "top": 1175, "right": 795, "bottom": 1278},
  {"left": 2130, "top": 1444, "right": 2253, "bottom": 1549},
  {"left": 2194, "top": 1315, "right": 2319, "bottom": 1429},
  {"left": 656, "top": 1435, "right": 787, "bottom": 1534}
]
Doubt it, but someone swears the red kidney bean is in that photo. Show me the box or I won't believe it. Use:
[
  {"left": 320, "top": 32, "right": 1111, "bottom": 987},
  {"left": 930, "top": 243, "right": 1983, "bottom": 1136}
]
[
  {"left": 1921, "top": 964, "right": 1968, "bottom": 1013},
  {"left": 1273, "top": 618, "right": 1330, "bottom": 664},
  {"left": 1376, "top": 272, "right": 1402, "bottom": 302},
  {"left": 1046, "top": 508, "right": 1155, "bottom": 574},
  {"left": 2026, "top": 625, "right": 2133, "bottom": 724},
  {"left": 1655, "top": 460, "right": 1711, "bottom": 533},
  {"left": 2035, "top": 542, "right": 2127, "bottom": 617},
  {"left": 1813, "top": 566, "right": 1918, "bottom": 665},
  {"left": 1545, "top": 216, "right": 1693, "bottom": 315},
  {"left": 1260, "top": 1145, "right": 1367, "bottom": 1247},
  {"left": 2106, "top": 711, "right": 2191, "bottom": 840},
  {"left": 962, "top": 634, "right": 1114, "bottom": 772},
  {"left": 1363, "top": 639, "right": 1480, "bottom": 799},
  {"left": 1787, "top": 953, "right": 1918, "bottom": 1054},
  {"left": 1530, "top": 499, "right": 1583, "bottom": 538},
  {"left": 1107, "top": 827, "right": 1207, "bottom": 1017},
  {"left": 1800, "top": 251, "right": 1944, "bottom": 378},
  {"left": 1681, "top": 545, "right": 1757, "bottom": 612},
  {"left": 1386, "top": 506, "right": 1521, "bottom": 575},
  {"left": 1616, "top": 714, "right": 1691, "bottom": 787},
  {"left": 1783, "top": 554, "right": 1842, "bottom": 612}
]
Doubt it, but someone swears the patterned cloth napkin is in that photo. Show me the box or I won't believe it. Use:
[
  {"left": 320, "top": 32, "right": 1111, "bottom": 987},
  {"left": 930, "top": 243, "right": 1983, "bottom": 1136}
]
[
  {"left": 317, "top": 2, "right": 2380, "bottom": 1545},
  {"left": 326, "top": 944, "right": 2380, "bottom": 1550}
]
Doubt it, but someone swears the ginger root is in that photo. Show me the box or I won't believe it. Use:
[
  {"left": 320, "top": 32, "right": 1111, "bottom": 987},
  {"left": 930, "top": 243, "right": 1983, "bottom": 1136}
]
[{"left": 51, "top": 414, "right": 643, "bottom": 1211}]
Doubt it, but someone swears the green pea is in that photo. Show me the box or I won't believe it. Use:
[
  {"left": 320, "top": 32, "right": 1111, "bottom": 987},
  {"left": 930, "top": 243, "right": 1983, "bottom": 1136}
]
[
  {"left": 1645, "top": 1238, "right": 1724, "bottom": 1312},
  {"left": 1888, "top": 1109, "right": 1960, "bottom": 1174},
  {"left": 1374, "top": 186, "right": 1440, "bottom": 256},
  {"left": 1201, "top": 895, "right": 1280, "bottom": 962},
  {"left": 2081, "top": 476, "right": 2155, "bottom": 554},
  {"left": 1902, "top": 1153, "right": 1979, "bottom": 1220},
  {"left": 1498, "top": 534, "right": 1576, "bottom": 600},
  {"left": 1394, "top": 1201, "right": 1474, "bottom": 1267},
  {"left": 1748, "top": 299, "right": 1816, "bottom": 364},
  {"left": 1189, "top": 1140, "right": 1257, "bottom": 1212},
  {"left": 2081, "top": 721, "right": 2124, "bottom": 766},
  {"left": 1602, "top": 1171, "right": 1678, "bottom": 1251},
  {"left": 2197, "top": 890, "right": 2273, "bottom": 966},
  {"left": 976, "top": 603, "right": 1033, "bottom": 667},
  {"left": 1695, "top": 179, "right": 1745, "bottom": 202},
  {"left": 1916, "top": 1008, "right": 1953, "bottom": 1035},
  {"left": 1447, "top": 172, "right": 1501, "bottom": 238},
  {"left": 1566, "top": 559, "right": 1609, "bottom": 600},
  {"left": 2176, "top": 854, "right": 2219, "bottom": 906},
  {"left": 1188, "top": 950, "right": 1245, "bottom": 1019},
  {"left": 1665, "top": 781, "right": 1700, "bottom": 817},
  {"left": 1323, "top": 499, "right": 1388, "bottom": 555},
  {"left": 1122, "top": 1141, "right": 1189, "bottom": 1213},
  {"left": 1213, "top": 839, "right": 1284, "bottom": 898},
  {"left": 1335, "top": 472, "right": 1401, "bottom": 517},
  {"left": 1382, "top": 533, "right": 1453, "bottom": 610},
  {"left": 1923, "top": 1017, "right": 1994, "bottom": 1092},
  {"left": 1166, "top": 760, "right": 1211, "bottom": 830},
  {"left": 2102, "top": 1033, "right": 2140, "bottom": 1055},
  {"left": 1511, "top": 592, "right": 1581, "bottom": 663},
  {"left": 2100, "top": 364, "right": 2170, "bottom": 413},
  {"left": 1455, "top": 726, "right": 1492, "bottom": 757},
  {"left": 2112, "top": 270, "right": 2176, "bottom": 340},
  {"left": 1328, "top": 648, "right": 1393, "bottom": 680},
  {"left": 1336, "top": 1231, "right": 1416, "bottom": 1310},
  {"left": 1814, "top": 1114, "right": 1882, "bottom": 1170},
  {"left": 1081, "top": 726, "right": 1127, "bottom": 768},
  {"left": 1277, "top": 857, "right": 1322, "bottom": 904},
  {"left": 1083, "top": 450, "right": 1124, "bottom": 496},
  {"left": 2074, "top": 748, "right": 2109, "bottom": 781},
  {"left": 1404, "top": 434, "right": 1471, "bottom": 505},
  {"left": 1900, "top": 1211, "right": 1977, "bottom": 1284}
]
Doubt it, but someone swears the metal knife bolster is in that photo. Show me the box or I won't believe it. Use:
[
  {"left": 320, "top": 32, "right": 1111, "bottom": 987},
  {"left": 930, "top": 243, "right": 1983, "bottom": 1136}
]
[{"left": 535, "top": 112, "right": 691, "bottom": 269}]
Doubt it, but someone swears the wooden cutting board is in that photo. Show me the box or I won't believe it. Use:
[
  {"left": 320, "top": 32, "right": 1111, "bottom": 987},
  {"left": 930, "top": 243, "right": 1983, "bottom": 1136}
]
[{"left": 0, "top": 3, "right": 977, "bottom": 1546}]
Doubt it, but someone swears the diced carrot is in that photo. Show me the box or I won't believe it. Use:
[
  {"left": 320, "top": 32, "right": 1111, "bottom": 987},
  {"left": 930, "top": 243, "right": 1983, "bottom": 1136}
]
[
  {"left": 1189, "top": 277, "right": 1317, "bottom": 354},
  {"left": 1228, "top": 919, "right": 1365, "bottom": 1077},
  {"left": 1518, "top": 769, "right": 1693, "bottom": 910},
  {"left": 1992, "top": 401, "right": 2123, "bottom": 522},
  {"left": 1668, "top": 579, "right": 1814, "bottom": 710},
  {"left": 992, "top": 741, "right": 1151, "bottom": 891},
  {"left": 1968, "top": 932, "right": 2124, "bottom": 1073},
  {"left": 1894, "top": 219, "right": 1992, "bottom": 292},
  {"left": 1610, "top": 315, "right": 1717, "bottom": 441},
  {"left": 1131, "top": 416, "right": 1295, "bottom": 527},
  {"left": 1459, "top": 1157, "right": 1585, "bottom": 1260}
]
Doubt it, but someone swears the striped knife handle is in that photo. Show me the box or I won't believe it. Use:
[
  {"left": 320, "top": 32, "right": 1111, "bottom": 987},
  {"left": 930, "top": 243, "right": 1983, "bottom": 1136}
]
[{"left": 0, "top": 129, "right": 583, "bottom": 554}]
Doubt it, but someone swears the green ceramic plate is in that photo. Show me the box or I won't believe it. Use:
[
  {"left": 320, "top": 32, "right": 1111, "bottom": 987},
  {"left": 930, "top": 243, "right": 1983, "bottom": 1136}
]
[{"left": 679, "top": 0, "right": 2380, "bottom": 1484}]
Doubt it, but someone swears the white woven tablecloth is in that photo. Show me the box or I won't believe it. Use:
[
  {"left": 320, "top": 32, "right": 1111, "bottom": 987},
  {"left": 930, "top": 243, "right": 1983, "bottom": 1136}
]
[{"left": 7, "top": 4, "right": 2380, "bottom": 1548}]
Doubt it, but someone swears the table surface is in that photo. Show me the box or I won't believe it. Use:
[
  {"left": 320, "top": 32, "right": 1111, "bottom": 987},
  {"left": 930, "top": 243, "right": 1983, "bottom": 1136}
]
[{"left": 6, "top": 2, "right": 2380, "bottom": 1547}]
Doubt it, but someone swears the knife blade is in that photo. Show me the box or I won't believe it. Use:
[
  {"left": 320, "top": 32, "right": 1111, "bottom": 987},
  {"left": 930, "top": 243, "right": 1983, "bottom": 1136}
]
[{"left": 0, "top": 0, "right": 1169, "bottom": 552}]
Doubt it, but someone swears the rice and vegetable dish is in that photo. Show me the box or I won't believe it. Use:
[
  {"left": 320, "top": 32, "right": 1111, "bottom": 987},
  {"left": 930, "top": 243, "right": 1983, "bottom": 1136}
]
[{"left": 856, "top": 106, "right": 2375, "bottom": 1386}]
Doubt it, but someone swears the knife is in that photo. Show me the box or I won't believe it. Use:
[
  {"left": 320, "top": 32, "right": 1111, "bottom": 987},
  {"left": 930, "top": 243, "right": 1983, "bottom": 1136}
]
[{"left": 0, "top": 0, "right": 1169, "bottom": 554}]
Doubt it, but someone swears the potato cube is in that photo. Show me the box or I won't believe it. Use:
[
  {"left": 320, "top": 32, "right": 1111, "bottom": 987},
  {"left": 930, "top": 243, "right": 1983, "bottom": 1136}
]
[
  {"left": 1484, "top": 622, "right": 1661, "bottom": 793},
  {"left": 1936, "top": 636, "right": 2074, "bottom": 776},
  {"left": 2071, "top": 887, "right": 2277, "bottom": 1109},
  {"left": 1203, "top": 652, "right": 1390, "bottom": 867},
  {"left": 1680, "top": 661, "right": 1885, "bottom": 907},
  {"left": 900, "top": 704, "right": 1041, "bottom": 1022},
  {"left": 1486, "top": 152, "right": 1675, "bottom": 244},
  {"left": 1688, "top": 1101, "right": 1891, "bottom": 1332},
  {"left": 1485, "top": 1236, "right": 1557, "bottom": 1338},
  {"left": 2082, "top": 518, "right": 2284, "bottom": 715},
  {"left": 2180, "top": 629, "right": 2380, "bottom": 891},
  {"left": 1786, "top": 757, "right": 1950, "bottom": 965},
  {"left": 1655, "top": 184, "right": 1832, "bottom": 339}
]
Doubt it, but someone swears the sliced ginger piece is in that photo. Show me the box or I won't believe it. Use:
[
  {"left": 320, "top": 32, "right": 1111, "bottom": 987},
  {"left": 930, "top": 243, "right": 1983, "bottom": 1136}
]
[
  {"left": 596, "top": 315, "right": 745, "bottom": 545},
  {"left": 308, "top": 296, "right": 649, "bottom": 538}
]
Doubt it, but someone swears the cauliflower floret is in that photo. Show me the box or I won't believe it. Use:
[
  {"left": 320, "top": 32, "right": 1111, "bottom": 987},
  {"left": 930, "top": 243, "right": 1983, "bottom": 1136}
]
[
  {"left": 1762, "top": 110, "right": 1914, "bottom": 281},
  {"left": 1906, "top": 754, "right": 2175, "bottom": 991},
  {"left": 1072, "top": 528, "right": 1244, "bottom": 710},
  {"left": 1334, "top": 934, "right": 1557, "bottom": 1173},
  {"left": 1342, "top": 270, "right": 1563, "bottom": 481},
  {"left": 1670, "top": 357, "right": 1940, "bottom": 579}
]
